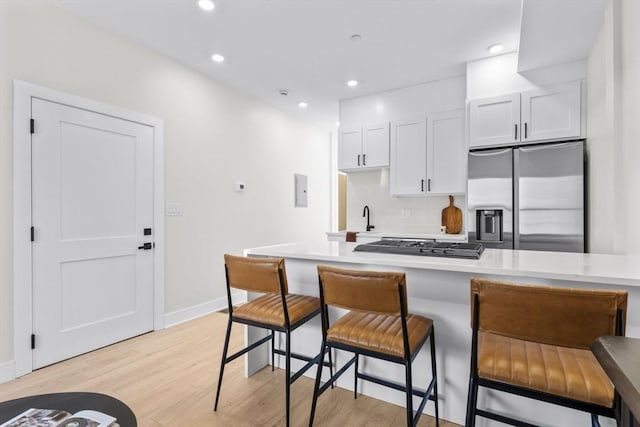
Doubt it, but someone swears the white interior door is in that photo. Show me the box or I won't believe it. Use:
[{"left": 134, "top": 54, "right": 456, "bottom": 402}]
[{"left": 31, "top": 98, "right": 155, "bottom": 369}]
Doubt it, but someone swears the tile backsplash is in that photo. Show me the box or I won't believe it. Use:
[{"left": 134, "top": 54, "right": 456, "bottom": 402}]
[{"left": 345, "top": 170, "right": 466, "bottom": 234}]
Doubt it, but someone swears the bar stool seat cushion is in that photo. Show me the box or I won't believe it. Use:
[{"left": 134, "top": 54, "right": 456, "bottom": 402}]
[
  {"left": 478, "top": 331, "right": 614, "bottom": 408},
  {"left": 233, "top": 294, "right": 320, "bottom": 327},
  {"left": 327, "top": 311, "right": 432, "bottom": 357}
]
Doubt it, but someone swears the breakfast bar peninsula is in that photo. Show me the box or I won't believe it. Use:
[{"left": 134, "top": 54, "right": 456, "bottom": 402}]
[{"left": 243, "top": 241, "right": 640, "bottom": 426}]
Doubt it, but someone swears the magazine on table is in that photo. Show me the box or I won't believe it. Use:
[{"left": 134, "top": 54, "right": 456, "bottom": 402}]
[{"left": 0, "top": 408, "right": 119, "bottom": 427}]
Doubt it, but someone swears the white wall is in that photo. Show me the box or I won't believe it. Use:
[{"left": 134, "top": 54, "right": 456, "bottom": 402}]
[
  {"left": 586, "top": 0, "right": 640, "bottom": 255},
  {"left": 0, "top": 1, "right": 331, "bottom": 366},
  {"left": 466, "top": 52, "right": 587, "bottom": 99},
  {"left": 586, "top": 0, "right": 619, "bottom": 254},
  {"left": 340, "top": 76, "right": 466, "bottom": 233},
  {"left": 619, "top": 0, "right": 640, "bottom": 256},
  {"left": 345, "top": 170, "right": 465, "bottom": 233}
]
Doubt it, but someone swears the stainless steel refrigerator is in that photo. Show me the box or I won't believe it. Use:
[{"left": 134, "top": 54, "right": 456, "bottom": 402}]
[{"left": 467, "top": 140, "right": 585, "bottom": 252}]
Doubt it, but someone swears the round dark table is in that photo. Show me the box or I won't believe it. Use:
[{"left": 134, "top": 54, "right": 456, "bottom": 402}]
[{"left": 0, "top": 392, "right": 136, "bottom": 426}]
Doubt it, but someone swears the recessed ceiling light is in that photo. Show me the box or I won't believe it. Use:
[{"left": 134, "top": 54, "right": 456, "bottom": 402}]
[
  {"left": 211, "top": 54, "right": 225, "bottom": 63},
  {"left": 198, "top": 0, "right": 215, "bottom": 11},
  {"left": 350, "top": 34, "right": 362, "bottom": 42},
  {"left": 488, "top": 43, "right": 504, "bottom": 54},
  {"left": 298, "top": 102, "right": 308, "bottom": 108},
  {"left": 335, "top": 122, "right": 341, "bottom": 127},
  {"left": 347, "top": 80, "right": 359, "bottom": 87}
]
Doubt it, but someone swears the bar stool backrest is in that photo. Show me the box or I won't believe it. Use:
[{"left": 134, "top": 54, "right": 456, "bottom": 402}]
[
  {"left": 470, "top": 278, "right": 628, "bottom": 349},
  {"left": 317, "top": 265, "right": 407, "bottom": 315},
  {"left": 224, "top": 254, "right": 288, "bottom": 295}
]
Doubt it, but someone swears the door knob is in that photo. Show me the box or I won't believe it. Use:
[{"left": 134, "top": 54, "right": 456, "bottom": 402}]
[{"left": 138, "top": 242, "right": 153, "bottom": 250}]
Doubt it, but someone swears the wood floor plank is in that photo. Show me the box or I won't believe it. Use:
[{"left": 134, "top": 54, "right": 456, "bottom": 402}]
[{"left": 0, "top": 313, "right": 459, "bottom": 427}]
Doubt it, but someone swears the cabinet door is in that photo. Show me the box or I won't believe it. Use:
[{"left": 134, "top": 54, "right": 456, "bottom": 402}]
[
  {"left": 469, "top": 93, "right": 521, "bottom": 148},
  {"left": 362, "top": 122, "right": 389, "bottom": 168},
  {"left": 390, "top": 118, "right": 426, "bottom": 196},
  {"left": 427, "top": 109, "right": 466, "bottom": 194},
  {"left": 521, "top": 81, "right": 581, "bottom": 142},
  {"left": 338, "top": 126, "right": 363, "bottom": 171}
]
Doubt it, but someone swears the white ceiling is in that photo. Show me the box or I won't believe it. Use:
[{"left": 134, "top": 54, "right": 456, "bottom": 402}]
[
  {"left": 518, "top": 0, "right": 607, "bottom": 72},
  {"left": 50, "top": 0, "right": 605, "bottom": 130}
]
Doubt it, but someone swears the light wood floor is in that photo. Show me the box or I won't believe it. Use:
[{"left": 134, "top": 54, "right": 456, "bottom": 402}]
[{"left": 0, "top": 313, "right": 459, "bottom": 427}]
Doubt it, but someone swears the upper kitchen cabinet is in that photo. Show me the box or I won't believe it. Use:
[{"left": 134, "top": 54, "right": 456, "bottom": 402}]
[
  {"left": 469, "top": 81, "right": 582, "bottom": 149},
  {"left": 390, "top": 110, "right": 466, "bottom": 196},
  {"left": 427, "top": 109, "right": 466, "bottom": 194},
  {"left": 390, "top": 117, "right": 426, "bottom": 196},
  {"left": 338, "top": 122, "right": 389, "bottom": 171},
  {"left": 468, "top": 93, "right": 521, "bottom": 148},
  {"left": 521, "top": 81, "right": 581, "bottom": 142}
]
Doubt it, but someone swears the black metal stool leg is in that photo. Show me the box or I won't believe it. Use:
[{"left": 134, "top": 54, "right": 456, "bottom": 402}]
[
  {"left": 354, "top": 354, "right": 359, "bottom": 399},
  {"left": 271, "top": 331, "right": 276, "bottom": 371},
  {"left": 285, "top": 330, "right": 291, "bottom": 427},
  {"left": 430, "top": 328, "right": 439, "bottom": 427},
  {"left": 465, "top": 375, "right": 478, "bottom": 427},
  {"left": 405, "top": 361, "right": 414, "bottom": 427},
  {"left": 214, "top": 317, "right": 233, "bottom": 411},
  {"left": 328, "top": 346, "right": 334, "bottom": 389},
  {"left": 309, "top": 343, "right": 326, "bottom": 427},
  {"left": 591, "top": 413, "right": 602, "bottom": 427}
]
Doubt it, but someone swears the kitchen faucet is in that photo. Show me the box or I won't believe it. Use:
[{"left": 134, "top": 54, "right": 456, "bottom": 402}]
[{"left": 363, "top": 205, "right": 375, "bottom": 232}]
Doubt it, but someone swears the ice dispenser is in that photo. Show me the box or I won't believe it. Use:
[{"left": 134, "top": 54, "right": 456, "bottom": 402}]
[{"left": 476, "top": 210, "right": 503, "bottom": 242}]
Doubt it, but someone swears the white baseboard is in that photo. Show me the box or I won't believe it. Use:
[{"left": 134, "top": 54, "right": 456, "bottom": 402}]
[
  {"left": 164, "top": 292, "right": 246, "bottom": 328},
  {"left": 0, "top": 360, "right": 16, "bottom": 384}
]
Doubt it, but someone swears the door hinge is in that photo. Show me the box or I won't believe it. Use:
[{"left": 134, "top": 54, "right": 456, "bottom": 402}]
[
  {"left": 30, "top": 118, "right": 35, "bottom": 134},
  {"left": 30, "top": 226, "right": 35, "bottom": 242},
  {"left": 31, "top": 334, "right": 35, "bottom": 350}
]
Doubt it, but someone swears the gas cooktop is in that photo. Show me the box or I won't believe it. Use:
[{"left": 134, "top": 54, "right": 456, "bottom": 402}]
[{"left": 353, "top": 239, "right": 484, "bottom": 259}]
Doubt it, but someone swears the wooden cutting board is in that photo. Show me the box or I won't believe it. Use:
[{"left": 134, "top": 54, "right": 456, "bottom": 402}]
[{"left": 441, "top": 195, "right": 462, "bottom": 234}]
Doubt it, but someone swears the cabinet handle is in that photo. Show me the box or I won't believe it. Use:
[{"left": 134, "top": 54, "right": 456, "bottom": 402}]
[
  {"left": 428, "top": 179, "right": 431, "bottom": 192},
  {"left": 421, "top": 179, "right": 424, "bottom": 192},
  {"left": 357, "top": 154, "right": 360, "bottom": 166},
  {"left": 362, "top": 154, "right": 366, "bottom": 166},
  {"left": 514, "top": 123, "right": 518, "bottom": 140},
  {"left": 524, "top": 122, "right": 528, "bottom": 139}
]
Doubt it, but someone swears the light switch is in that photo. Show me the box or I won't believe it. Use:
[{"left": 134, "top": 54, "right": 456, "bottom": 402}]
[{"left": 166, "top": 203, "right": 183, "bottom": 216}]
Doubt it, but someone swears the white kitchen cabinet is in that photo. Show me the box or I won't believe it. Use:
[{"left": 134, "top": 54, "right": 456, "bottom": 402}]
[
  {"left": 427, "top": 109, "right": 466, "bottom": 194},
  {"left": 521, "top": 81, "right": 581, "bottom": 142},
  {"left": 469, "top": 81, "right": 582, "bottom": 148},
  {"left": 468, "top": 93, "right": 520, "bottom": 148},
  {"left": 391, "top": 111, "right": 466, "bottom": 196},
  {"left": 390, "top": 117, "right": 427, "bottom": 196},
  {"left": 338, "top": 122, "right": 389, "bottom": 171},
  {"left": 338, "top": 126, "right": 362, "bottom": 170}
]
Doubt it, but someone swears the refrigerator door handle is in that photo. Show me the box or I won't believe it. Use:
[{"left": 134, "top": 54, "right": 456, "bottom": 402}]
[{"left": 469, "top": 147, "right": 512, "bottom": 157}]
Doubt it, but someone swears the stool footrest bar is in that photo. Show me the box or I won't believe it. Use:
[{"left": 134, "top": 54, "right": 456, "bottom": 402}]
[
  {"left": 273, "top": 349, "right": 332, "bottom": 367},
  {"left": 225, "top": 334, "right": 272, "bottom": 364},
  {"left": 290, "top": 353, "right": 321, "bottom": 384},
  {"left": 319, "top": 355, "right": 356, "bottom": 395},
  {"left": 357, "top": 372, "right": 429, "bottom": 398},
  {"left": 476, "top": 409, "right": 539, "bottom": 427},
  {"left": 414, "top": 378, "right": 437, "bottom": 423}
]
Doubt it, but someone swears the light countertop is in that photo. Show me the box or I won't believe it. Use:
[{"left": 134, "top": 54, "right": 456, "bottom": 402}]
[{"left": 245, "top": 241, "right": 640, "bottom": 287}]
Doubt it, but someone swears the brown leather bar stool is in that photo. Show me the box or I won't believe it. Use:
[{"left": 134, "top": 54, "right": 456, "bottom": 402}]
[
  {"left": 309, "top": 265, "right": 439, "bottom": 427},
  {"left": 214, "top": 254, "right": 331, "bottom": 427},
  {"left": 466, "top": 278, "right": 628, "bottom": 427}
]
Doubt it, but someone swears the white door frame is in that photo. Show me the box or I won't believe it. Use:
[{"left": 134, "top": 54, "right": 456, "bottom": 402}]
[{"left": 13, "top": 80, "right": 165, "bottom": 377}]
